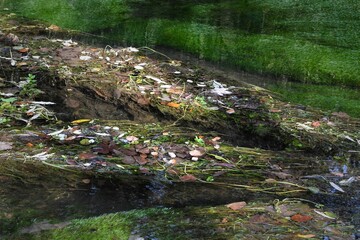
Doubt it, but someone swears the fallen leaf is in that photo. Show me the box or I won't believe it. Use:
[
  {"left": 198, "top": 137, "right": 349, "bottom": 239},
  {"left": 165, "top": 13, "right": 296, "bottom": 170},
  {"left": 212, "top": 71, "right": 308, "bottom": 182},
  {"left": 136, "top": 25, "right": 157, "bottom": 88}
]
[
  {"left": 0, "top": 141, "right": 13, "bottom": 151},
  {"left": 311, "top": 121, "right": 321, "bottom": 128},
  {"left": 125, "top": 136, "right": 138, "bottom": 143},
  {"left": 167, "top": 102, "right": 181, "bottom": 108},
  {"left": 211, "top": 137, "right": 221, "bottom": 142},
  {"left": 296, "top": 234, "right": 316, "bottom": 239},
  {"left": 189, "top": 149, "right": 205, "bottom": 157},
  {"left": 48, "top": 24, "right": 61, "bottom": 31},
  {"left": 135, "top": 156, "right": 148, "bottom": 165},
  {"left": 291, "top": 214, "right": 313, "bottom": 223},
  {"left": 78, "top": 153, "right": 97, "bottom": 160},
  {"left": 122, "top": 156, "right": 135, "bottom": 164},
  {"left": 82, "top": 179, "right": 91, "bottom": 184},
  {"left": 226, "top": 108, "right": 235, "bottom": 114},
  {"left": 180, "top": 174, "right": 197, "bottom": 182},
  {"left": 226, "top": 201, "right": 247, "bottom": 210},
  {"left": 71, "top": 119, "right": 91, "bottom": 124},
  {"left": 166, "top": 88, "right": 183, "bottom": 95},
  {"left": 26, "top": 142, "right": 34, "bottom": 148},
  {"left": 329, "top": 181, "right": 345, "bottom": 192}
]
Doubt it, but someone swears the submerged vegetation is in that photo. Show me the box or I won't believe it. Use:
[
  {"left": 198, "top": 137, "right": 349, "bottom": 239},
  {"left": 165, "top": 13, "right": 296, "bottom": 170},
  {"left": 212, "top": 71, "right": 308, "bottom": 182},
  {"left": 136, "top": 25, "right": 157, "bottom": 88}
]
[
  {"left": 0, "top": 1, "right": 360, "bottom": 239},
  {"left": 4, "top": 0, "right": 360, "bottom": 117}
]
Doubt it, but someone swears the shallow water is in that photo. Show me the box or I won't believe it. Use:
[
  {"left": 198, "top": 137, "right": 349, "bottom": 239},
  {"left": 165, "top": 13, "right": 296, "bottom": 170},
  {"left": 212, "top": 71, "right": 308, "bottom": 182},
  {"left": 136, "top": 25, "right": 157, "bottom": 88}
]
[{"left": 1, "top": 0, "right": 360, "bottom": 237}]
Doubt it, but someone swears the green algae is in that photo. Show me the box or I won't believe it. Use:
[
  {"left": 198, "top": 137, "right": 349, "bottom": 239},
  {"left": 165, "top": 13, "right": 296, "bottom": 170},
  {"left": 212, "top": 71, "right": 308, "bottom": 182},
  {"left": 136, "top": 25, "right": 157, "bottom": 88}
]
[{"left": 14, "top": 201, "right": 355, "bottom": 240}]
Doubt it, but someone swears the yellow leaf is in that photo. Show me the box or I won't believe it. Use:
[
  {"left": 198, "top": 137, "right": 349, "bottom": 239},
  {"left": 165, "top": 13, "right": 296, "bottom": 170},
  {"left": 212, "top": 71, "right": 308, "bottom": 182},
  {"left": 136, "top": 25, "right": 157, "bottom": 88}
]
[
  {"left": 167, "top": 102, "right": 180, "bottom": 108},
  {"left": 296, "top": 234, "right": 316, "bottom": 238},
  {"left": 71, "top": 119, "right": 91, "bottom": 124}
]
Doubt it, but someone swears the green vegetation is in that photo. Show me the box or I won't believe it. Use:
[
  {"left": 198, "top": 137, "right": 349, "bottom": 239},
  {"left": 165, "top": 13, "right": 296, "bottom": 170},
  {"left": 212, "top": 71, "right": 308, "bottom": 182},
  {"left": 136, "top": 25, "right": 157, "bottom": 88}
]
[
  {"left": 4, "top": 0, "right": 359, "bottom": 117},
  {"left": 268, "top": 82, "right": 360, "bottom": 118}
]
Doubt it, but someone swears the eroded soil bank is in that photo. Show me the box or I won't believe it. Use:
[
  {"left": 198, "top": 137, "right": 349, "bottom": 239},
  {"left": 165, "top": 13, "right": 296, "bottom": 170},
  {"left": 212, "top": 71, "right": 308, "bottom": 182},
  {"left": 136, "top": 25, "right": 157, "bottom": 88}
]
[{"left": 1, "top": 12, "right": 360, "bottom": 239}]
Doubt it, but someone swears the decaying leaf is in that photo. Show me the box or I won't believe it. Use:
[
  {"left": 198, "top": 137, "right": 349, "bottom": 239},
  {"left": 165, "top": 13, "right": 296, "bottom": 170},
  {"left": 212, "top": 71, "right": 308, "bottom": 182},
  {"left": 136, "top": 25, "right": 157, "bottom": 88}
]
[
  {"left": 126, "top": 135, "right": 139, "bottom": 142},
  {"left": 167, "top": 102, "right": 181, "bottom": 108},
  {"left": 226, "top": 108, "right": 235, "bottom": 114},
  {"left": 226, "top": 201, "right": 247, "bottom": 210},
  {"left": 189, "top": 149, "right": 205, "bottom": 157},
  {"left": 0, "top": 141, "right": 13, "bottom": 151},
  {"left": 329, "top": 181, "right": 345, "bottom": 193},
  {"left": 180, "top": 174, "right": 197, "bottom": 182},
  {"left": 291, "top": 214, "right": 313, "bottom": 223}
]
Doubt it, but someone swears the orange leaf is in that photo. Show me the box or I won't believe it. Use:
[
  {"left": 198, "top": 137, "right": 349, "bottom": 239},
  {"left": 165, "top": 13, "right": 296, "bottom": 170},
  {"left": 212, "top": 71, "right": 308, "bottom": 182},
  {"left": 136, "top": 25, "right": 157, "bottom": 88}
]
[
  {"left": 180, "top": 174, "right": 197, "bottom": 182},
  {"left": 26, "top": 142, "right": 34, "bottom": 147},
  {"left": 226, "top": 201, "right": 247, "bottom": 210},
  {"left": 167, "top": 102, "right": 181, "bottom": 108},
  {"left": 291, "top": 214, "right": 313, "bottom": 222},
  {"left": 311, "top": 121, "right": 321, "bottom": 127}
]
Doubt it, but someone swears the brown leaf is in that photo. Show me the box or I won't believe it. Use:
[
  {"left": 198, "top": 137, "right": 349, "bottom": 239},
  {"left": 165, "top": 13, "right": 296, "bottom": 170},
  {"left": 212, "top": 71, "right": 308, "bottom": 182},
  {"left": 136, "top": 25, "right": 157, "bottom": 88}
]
[
  {"left": 134, "top": 156, "right": 148, "bottom": 165},
  {"left": 139, "top": 167, "right": 150, "bottom": 174},
  {"left": 137, "top": 146, "right": 150, "bottom": 154},
  {"left": 291, "top": 214, "right": 313, "bottom": 223},
  {"left": 226, "top": 201, "right": 247, "bottom": 210},
  {"left": 122, "top": 156, "right": 135, "bottom": 164},
  {"left": 78, "top": 152, "right": 97, "bottom": 160},
  {"left": 179, "top": 174, "right": 197, "bottom": 182},
  {"left": 167, "top": 102, "right": 181, "bottom": 108},
  {"left": 166, "top": 87, "right": 183, "bottom": 95},
  {"left": 137, "top": 97, "right": 150, "bottom": 106}
]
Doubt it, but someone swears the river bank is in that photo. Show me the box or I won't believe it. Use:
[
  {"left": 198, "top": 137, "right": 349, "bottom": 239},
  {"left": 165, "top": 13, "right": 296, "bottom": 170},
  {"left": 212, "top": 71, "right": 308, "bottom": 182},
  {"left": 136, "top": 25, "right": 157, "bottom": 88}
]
[{"left": 0, "top": 12, "right": 360, "bottom": 239}]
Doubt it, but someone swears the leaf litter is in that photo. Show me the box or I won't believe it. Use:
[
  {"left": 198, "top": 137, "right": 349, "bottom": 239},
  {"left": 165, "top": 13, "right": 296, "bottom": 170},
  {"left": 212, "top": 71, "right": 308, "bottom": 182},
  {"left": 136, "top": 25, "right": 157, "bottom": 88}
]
[{"left": 0, "top": 13, "right": 359, "bottom": 238}]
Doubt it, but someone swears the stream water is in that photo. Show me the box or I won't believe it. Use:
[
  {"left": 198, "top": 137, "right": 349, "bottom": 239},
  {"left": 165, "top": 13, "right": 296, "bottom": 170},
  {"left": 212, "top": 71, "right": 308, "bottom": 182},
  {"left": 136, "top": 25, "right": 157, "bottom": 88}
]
[{"left": 1, "top": 0, "right": 360, "bottom": 238}]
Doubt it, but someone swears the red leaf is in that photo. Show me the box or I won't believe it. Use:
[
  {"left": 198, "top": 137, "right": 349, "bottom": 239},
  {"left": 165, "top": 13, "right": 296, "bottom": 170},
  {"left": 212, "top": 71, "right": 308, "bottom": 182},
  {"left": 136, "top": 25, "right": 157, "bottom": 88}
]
[{"left": 291, "top": 214, "right": 313, "bottom": 223}]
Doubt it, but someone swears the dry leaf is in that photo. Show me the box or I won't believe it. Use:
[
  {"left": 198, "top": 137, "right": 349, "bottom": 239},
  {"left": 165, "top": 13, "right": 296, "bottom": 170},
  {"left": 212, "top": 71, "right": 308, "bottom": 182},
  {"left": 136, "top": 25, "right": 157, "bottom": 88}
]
[
  {"left": 311, "top": 121, "right": 321, "bottom": 128},
  {"left": 296, "top": 234, "right": 316, "bottom": 239},
  {"left": 48, "top": 24, "right": 61, "bottom": 31},
  {"left": 226, "top": 108, "right": 235, "bottom": 114},
  {"left": 226, "top": 201, "right": 247, "bottom": 210},
  {"left": 126, "top": 136, "right": 139, "bottom": 142},
  {"left": 167, "top": 102, "right": 181, "bottom": 108},
  {"left": 82, "top": 179, "right": 91, "bottom": 184},
  {"left": 291, "top": 214, "right": 313, "bottom": 223},
  {"left": 189, "top": 149, "right": 204, "bottom": 157},
  {"left": 71, "top": 119, "right": 91, "bottom": 124},
  {"left": 180, "top": 174, "right": 197, "bottom": 182}
]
